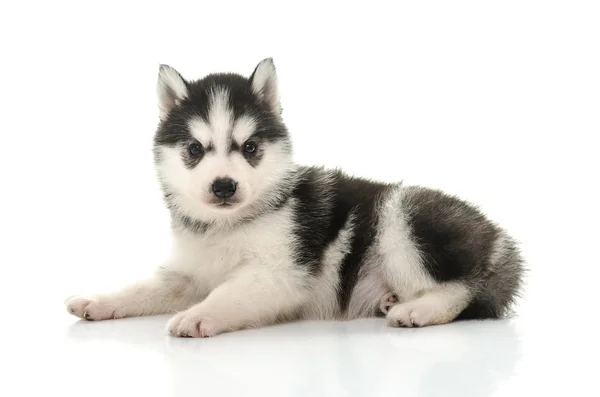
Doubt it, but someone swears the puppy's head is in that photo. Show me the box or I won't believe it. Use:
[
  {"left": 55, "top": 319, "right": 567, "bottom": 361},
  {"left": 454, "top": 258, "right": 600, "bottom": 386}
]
[{"left": 153, "top": 59, "right": 293, "bottom": 224}]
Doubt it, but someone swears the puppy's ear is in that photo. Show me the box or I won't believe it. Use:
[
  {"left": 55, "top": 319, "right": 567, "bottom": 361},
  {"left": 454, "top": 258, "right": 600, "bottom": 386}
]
[
  {"left": 157, "top": 65, "right": 188, "bottom": 120},
  {"left": 250, "top": 58, "right": 281, "bottom": 114}
]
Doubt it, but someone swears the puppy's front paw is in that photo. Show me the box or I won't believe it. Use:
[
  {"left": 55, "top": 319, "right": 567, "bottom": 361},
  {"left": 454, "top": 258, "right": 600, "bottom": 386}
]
[
  {"left": 167, "top": 310, "right": 218, "bottom": 338},
  {"left": 65, "top": 295, "right": 121, "bottom": 321}
]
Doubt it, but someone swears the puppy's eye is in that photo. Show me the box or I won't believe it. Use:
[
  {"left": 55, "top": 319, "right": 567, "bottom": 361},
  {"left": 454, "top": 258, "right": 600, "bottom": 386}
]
[
  {"left": 188, "top": 142, "right": 203, "bottom": 157},
  {"left": 243, "top": 141, "right": 257, "bottom": 154}
]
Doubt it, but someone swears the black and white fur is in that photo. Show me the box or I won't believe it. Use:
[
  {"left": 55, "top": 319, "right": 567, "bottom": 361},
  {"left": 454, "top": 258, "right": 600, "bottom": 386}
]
[{"left": 66, "top": 59, "right": 525, "bottom": 337}]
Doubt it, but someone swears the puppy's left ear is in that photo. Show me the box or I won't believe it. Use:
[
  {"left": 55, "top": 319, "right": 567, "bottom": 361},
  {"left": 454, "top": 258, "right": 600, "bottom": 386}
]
[{"left": 250, "top": 58, "right": 281, "bottom": 114}]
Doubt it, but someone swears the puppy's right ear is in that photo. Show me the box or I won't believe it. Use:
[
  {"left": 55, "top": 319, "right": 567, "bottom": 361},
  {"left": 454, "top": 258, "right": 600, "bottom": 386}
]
[{"left": 157, "top": 65, "right": 188, "bottom": 121}]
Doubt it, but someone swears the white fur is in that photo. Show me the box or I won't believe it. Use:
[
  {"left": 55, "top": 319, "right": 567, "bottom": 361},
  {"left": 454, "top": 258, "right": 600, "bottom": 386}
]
[
  {"left": 208, "top": 87, "right": 233, "bottom": 153},
  {"left": 64, "top": 272, "right": 199, "bottom": 320},
  {"left": 165, "top": 204, "right": 310, "bottom": 336},
  {"left": 346, "top": 261, "right": 389, "bottom": 319},
  {"left": 232, "top": 115, "right": 258, "bottom": 144},
  {"left": 377, "top": 185, "right": 435, "bottom": 300},
  {"left": 187, "top": 117, "right": 212, "bottom": 146}
]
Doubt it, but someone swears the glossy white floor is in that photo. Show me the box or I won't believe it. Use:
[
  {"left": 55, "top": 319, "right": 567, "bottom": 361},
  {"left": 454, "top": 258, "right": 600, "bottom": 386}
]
[
  {"left": 7, "top": 209, "right": 599, "bottom": 396},
  {"left": 2, "top": 1, "right": 599, "bottom": 396},
  {"left": 8, "top": 280, "right": 599, "bottom": 397},
  {"left": 60, "top": 316, "right": 524, "bottom": 396}
]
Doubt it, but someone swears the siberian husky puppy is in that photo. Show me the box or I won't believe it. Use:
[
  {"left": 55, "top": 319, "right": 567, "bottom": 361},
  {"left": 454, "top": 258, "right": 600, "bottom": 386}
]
[{"left": 66, "top": 59, "right": 525, "bottom": 337}]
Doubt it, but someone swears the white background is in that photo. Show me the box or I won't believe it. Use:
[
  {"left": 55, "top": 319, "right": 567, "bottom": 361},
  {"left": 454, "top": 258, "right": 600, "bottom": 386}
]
[{"left": 1, "top": 1, "right": 599, "bottom": 396}]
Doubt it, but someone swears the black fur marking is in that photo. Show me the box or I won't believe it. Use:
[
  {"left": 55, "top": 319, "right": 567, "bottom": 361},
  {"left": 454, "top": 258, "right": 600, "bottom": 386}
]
[
  {"left": 229, "top": 136, "right": 275, "bottom": 168},
  {"left": 288, "top": 168, "right": 350, "bottom": 274},
  {"left": 289, "top": 167, "right": 391, "bottom": 312},
  {"left": 230, "top": 141, "right": 240, "bottom": 153},
  {"left": 401, "top": 187, "right": 499, "bottom": 282},
  {"left": 177, "top": 215, "right": 211, "bottom": 234},
  {"left": 154, "top": 73, "right": 289, "bottom": 170},
  {"left": 250, "top": 123, "right": 288, "bottom": 144},
  {"left": 401, "top": 186, "right": 525, "bottom": 319},
  {"left": 241, "top": 140, "right": 264, "bottom": 167},
  {"left": 332, "top": 176, "right": 391, "bottom": 313},
  {"left": 182, "top": 141, "right": 206, "bottom": 169}
]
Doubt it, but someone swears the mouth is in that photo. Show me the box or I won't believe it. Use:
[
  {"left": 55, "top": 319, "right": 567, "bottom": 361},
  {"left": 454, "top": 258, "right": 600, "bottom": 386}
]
[{"left": 208, "top": 198, "right": 241, "bottom": 209}]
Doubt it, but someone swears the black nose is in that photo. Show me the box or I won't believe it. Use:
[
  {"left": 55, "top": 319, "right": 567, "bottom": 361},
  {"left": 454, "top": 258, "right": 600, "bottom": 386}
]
[{"left": 212, "top": 178, "right": 237, "bottom": 199}]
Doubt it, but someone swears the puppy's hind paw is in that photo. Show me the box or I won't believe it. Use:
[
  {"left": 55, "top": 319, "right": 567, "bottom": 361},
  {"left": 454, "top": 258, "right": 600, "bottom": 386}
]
[
  {"left": 379, "top": 292, "right": 399, "bottom": 315},
  {"left": 167, "top": 310, "right": 218, "bottom": 338}
]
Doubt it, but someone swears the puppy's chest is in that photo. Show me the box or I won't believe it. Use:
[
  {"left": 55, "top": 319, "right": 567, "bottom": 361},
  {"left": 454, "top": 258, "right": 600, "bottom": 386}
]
[{"left": 171, "top": 218, "right": 294, "bottom": 289}]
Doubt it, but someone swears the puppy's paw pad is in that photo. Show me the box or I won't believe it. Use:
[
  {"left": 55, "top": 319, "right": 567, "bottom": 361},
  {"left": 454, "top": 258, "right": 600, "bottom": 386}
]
[{"left": 379, "top": 292, "right": 399, "bottom": 314}]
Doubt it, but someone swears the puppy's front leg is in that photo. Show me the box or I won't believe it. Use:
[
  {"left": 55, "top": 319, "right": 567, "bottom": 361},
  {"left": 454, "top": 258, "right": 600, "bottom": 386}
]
[
  {"left": 167, "top": 263, "right": 307, "bottom": 337},
  {"left": 65, "top": 269, "right": 199, "bottom": 321}
]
